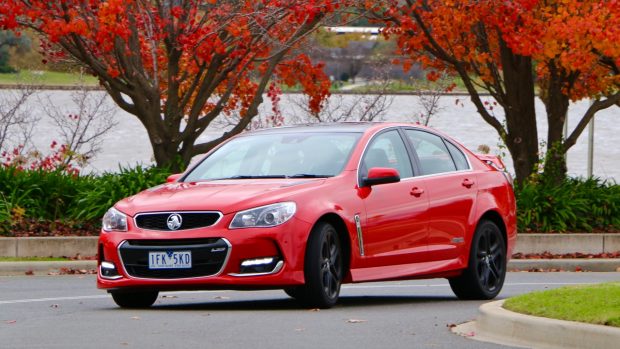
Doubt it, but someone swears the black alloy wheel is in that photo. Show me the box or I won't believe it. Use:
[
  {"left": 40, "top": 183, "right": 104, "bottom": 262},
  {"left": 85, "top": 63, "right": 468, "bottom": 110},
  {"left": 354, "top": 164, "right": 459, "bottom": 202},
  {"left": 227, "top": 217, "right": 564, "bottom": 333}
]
[
  {"left": 449, "top": 220, "right": 506, "bottom": 300},
  {"left": 299, "top": 221, "right": 343, "bottom": 308}
]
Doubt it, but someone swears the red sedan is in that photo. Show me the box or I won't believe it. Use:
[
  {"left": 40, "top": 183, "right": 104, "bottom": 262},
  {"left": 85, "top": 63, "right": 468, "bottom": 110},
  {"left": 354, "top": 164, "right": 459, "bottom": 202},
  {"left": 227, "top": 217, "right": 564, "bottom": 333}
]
[{"left": 98, "top": 123, "right": 516, "bottom": 308}]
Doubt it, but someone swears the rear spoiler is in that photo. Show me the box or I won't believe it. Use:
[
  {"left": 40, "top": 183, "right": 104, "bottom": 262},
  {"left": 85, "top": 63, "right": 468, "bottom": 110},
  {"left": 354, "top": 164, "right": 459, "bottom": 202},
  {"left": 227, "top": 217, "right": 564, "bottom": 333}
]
[
  {"left": 475, "top": 153, "right": 506, "bottom": 171},
  {"left": 475, "top": 153, "right": 513, "bottom": 186}
]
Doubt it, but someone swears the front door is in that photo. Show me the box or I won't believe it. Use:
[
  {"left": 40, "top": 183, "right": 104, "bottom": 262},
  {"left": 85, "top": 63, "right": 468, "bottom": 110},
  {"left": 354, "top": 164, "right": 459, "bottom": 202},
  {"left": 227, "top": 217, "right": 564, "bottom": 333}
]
[{"left": 358, "top": 129, "right": 429, "bottom": 267}]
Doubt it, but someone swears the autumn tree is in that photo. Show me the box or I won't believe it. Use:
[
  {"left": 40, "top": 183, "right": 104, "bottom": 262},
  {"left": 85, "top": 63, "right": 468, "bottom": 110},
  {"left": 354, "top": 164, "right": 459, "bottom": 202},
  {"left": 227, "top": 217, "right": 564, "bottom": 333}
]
[
  {"left": 0, "top": 0, "right": 351, "bottom": 170},
  {"left": 368, "top": 0, "right": 620, "bottom": 183}
]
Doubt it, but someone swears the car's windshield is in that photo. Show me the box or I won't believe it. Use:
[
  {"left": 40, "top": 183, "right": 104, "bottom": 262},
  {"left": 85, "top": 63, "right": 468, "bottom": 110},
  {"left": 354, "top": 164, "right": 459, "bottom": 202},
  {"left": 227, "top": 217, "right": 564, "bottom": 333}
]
[{"left": 184, "top": 132, "right": 362, "bottom": 181}]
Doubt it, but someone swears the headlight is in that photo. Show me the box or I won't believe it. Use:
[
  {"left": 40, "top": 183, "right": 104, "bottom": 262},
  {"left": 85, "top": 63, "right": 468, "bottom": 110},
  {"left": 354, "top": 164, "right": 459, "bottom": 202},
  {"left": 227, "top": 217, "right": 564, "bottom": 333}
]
[
  {"left": 230, "top": 202, "right": 296, "bottom": 229},
  {"left": 102, "top": 207, "right": 128, "bottom": 232}
]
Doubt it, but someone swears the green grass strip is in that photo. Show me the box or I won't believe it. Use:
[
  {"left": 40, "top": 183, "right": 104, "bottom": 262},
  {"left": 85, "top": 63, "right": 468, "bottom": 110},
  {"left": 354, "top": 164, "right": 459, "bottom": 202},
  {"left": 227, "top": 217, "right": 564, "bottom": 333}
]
[
  {"left": 504, "top": 283, "right": 620, "bottom": 327},
  {"left": 0, "top": 70, "right": 98, "bottom": 86}
]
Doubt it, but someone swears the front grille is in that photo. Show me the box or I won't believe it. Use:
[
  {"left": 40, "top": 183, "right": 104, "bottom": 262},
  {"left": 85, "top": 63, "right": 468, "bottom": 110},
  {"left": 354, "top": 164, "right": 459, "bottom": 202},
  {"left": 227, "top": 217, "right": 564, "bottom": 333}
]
[
  {"left": 135, "top": 212, "right": 222, "bottom": 231},
  {"left": 119, "top": 238, "right": 229, "bottom": 279}
]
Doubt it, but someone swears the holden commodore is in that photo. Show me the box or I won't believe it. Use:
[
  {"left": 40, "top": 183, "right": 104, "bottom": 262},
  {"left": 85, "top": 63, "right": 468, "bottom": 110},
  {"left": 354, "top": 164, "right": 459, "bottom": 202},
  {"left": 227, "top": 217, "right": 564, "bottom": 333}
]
[{"left": 98, "top": 122, "right": 516, "bottom": 308}]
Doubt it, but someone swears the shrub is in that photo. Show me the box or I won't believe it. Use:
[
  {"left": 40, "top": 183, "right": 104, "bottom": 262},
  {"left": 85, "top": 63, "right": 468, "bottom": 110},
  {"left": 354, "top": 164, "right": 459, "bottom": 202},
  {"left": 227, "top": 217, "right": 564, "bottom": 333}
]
[
  {"left": 1, "top": 165, "right": 618, "bottom": 234},
  {"left": 0, "top": 167, "right": 88, "bottom": 222},
  {"left": 0, "top": 165, "right": 171, "bottom": 230},
  {"left": 516, "top": 178, "right": 620, "bottom": 232},
  {"left": 70, "top": 166, "right": 171, "bottom": 221}
]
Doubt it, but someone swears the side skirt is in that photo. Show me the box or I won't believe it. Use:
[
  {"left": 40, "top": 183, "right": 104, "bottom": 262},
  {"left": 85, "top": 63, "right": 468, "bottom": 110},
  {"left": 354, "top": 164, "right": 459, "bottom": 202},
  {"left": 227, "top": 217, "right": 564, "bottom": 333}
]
[{"left": 349, "top": 258, "right": 464, "bottom": 283}]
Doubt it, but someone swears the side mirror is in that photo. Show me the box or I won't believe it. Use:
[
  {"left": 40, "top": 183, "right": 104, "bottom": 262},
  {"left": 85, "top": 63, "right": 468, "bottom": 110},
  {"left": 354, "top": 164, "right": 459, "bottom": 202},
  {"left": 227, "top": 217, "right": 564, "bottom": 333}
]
[
  {"left": 362, "top": 167, "right": 400, "bottom": 187},
  {"left": 166, "top": 173, "right": 182, "bottom": 183}
]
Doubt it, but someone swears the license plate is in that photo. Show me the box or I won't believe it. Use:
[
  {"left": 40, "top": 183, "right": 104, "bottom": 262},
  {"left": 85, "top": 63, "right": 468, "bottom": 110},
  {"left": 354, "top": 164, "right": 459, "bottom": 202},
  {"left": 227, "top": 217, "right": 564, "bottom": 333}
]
[{"left": 148, "top": 251, "right": 192, "bottom": 269}]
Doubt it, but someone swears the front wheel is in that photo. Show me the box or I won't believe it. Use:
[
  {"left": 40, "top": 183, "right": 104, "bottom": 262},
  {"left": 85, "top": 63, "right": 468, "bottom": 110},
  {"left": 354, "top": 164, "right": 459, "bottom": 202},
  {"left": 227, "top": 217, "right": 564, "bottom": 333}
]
[
  {"left": 449, "top": 220, "right": 506, "bottom": 300},
  {"left": 111, "top": 290, "right": 159, "bottom": 308},
  {"left": 299, "top": 222, "right": 344, "bottom": 309}
]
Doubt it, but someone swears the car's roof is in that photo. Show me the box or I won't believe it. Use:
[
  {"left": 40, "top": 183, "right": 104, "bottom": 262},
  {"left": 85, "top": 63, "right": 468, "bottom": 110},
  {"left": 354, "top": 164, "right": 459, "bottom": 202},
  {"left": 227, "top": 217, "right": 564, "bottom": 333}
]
[{"left": 244, "top": 122, "right": 422, "bottom": 135}]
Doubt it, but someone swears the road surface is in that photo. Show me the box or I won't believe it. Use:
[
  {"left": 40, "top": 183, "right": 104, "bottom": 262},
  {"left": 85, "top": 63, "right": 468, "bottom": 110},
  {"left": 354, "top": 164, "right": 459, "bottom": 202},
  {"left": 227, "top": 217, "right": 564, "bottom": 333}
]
[{"left": 1, "top": 272, "right": 618, "bottom": 348}]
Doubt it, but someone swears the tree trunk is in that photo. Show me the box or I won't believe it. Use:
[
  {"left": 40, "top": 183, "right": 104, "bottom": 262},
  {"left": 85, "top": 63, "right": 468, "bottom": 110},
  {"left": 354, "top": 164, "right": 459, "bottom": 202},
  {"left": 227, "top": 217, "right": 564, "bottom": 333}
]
[
  {"left": 134, "top": 95, "right": 185, "bottom": 172},
  {"left": 541, "top": 73, "right": 570, "bottom": 184},
  {"left": 499, "top": 44, "right": 539, "bottom": 184}
]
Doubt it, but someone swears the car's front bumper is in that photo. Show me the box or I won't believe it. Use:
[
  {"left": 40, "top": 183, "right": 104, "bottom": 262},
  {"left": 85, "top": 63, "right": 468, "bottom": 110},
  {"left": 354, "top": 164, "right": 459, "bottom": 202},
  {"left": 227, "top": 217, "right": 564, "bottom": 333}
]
[{"left": 96, "top": 217, "right": 312, "bottom": 291}]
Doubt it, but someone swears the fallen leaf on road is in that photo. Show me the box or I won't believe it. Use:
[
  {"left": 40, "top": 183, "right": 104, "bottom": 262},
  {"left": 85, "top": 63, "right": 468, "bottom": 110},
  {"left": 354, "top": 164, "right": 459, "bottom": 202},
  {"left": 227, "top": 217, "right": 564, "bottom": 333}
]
[
  {"left": 346, "top": 319, "right": 367, "bottom": 323},
  {"left": 25, "top": 270, "right": 34, "bottom": 276}
]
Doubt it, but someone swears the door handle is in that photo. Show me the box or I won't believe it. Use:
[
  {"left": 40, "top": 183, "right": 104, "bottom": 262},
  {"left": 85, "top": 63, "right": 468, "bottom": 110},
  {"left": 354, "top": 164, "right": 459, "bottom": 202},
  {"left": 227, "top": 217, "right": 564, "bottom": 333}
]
[
  {"left": 410, "top": 187, "right": 425, "bottom": 197},
  {"left": 462, "top": 178, "right": 475, "bottom": 188}
]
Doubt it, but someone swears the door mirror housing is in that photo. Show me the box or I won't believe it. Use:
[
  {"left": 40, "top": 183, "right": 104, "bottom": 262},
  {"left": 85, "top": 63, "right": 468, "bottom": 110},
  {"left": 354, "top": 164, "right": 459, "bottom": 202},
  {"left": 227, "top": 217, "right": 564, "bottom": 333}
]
[
  {"left": 166, "top": 173, "right": 182, "bottom": 183},
  {"left": 362, "top": 167, "right": 400, "bottom": 187}
]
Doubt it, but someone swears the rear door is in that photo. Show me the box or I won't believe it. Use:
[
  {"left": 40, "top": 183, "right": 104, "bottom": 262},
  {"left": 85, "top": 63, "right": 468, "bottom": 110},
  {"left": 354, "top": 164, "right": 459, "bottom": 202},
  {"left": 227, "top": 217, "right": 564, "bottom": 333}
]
[{"left": 403, "top": 129, "right": 477, "bottom": 261}]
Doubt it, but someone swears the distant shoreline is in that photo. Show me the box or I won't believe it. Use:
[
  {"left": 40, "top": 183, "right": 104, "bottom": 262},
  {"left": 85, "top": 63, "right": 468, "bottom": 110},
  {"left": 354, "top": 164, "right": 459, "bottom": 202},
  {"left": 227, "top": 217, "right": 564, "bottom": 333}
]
[{"left": 0, "top": 83, "right": 487, "bottom": 96}]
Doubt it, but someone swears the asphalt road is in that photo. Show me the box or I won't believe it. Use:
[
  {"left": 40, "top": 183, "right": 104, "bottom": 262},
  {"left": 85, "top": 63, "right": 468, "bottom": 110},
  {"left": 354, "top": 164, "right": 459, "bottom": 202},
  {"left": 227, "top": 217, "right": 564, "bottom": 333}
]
[{"left": 1, "top": 272, "right": 619, "bottom": 349}]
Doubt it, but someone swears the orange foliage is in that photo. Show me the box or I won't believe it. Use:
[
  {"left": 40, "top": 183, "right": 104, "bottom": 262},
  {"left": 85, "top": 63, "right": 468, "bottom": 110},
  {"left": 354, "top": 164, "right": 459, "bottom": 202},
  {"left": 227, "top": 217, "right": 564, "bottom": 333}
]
[
  {"left": 0, "top": 0, "right": 344, "bottom": 121},
  {"left": 375, "top": 0, "right": 620, "bottom": 100}
]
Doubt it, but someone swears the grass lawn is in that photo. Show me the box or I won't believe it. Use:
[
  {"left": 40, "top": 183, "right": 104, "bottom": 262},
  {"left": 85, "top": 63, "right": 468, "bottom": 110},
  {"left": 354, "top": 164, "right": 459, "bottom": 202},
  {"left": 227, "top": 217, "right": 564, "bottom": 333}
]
[
  {"left": 0, "top": 257, "right": 70, "bottom": 262},
  {"left": 0, "top": 70, "right": 98, "bottom": 86},
  {"left": 347, "top": 77, "right": 482, "bottom": 93},
  {"left": 503, "top": 283, "right": 620, "bottom": 327}
]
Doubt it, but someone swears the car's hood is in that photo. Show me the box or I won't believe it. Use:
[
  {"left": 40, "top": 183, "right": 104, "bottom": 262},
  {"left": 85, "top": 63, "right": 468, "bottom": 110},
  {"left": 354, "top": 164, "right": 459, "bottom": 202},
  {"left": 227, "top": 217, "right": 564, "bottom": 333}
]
[{"left": 115, "top": 179, "right": 326, "bottom": 216}]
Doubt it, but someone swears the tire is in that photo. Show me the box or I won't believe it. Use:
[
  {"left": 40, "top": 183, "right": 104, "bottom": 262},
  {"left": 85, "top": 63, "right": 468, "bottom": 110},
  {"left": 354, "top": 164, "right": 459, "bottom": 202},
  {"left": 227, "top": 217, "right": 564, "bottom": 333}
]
[
  {"left": 283, "top": 286, "right": 307, "bottom": 301},
  {"left": 111, "top": 290, "right": 159, "bottom": 308},
  {"left": 449, "top": 220, "right": 506, "bottom": 300},
  {"left": 299, "top": 222, "right": 344, "bottom": 309}
]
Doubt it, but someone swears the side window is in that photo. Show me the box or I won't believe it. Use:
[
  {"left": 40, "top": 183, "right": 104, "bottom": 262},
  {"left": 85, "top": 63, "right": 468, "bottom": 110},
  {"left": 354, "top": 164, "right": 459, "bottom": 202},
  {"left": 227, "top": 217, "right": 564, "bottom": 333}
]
[
  {"left": 361, "top": 130, "right": 413, "bottom": 179},
  {"left": 405, "top": 130, "right": 457, "bottom": 175},
  {"left": 445, "top": 141, "right": 470, "bottom": 171}
]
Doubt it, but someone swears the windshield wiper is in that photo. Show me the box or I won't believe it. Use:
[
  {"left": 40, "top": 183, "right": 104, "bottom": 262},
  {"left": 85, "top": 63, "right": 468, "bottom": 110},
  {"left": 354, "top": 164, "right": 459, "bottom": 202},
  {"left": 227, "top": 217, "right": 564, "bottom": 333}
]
[
  {"left": 212, "top": 175, "right": 287, "bottom": 180},
  {"left": 287, "top": 174, "right": 331, "bottom": 178}
]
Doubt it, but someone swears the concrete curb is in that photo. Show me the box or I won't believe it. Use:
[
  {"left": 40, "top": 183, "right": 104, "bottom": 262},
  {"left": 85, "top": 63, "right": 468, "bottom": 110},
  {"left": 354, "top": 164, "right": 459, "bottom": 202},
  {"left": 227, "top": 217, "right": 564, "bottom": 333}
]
[
  {"left": 0, "top": 261, "right": 97, "bottom": 276},
  {"left": 453, "top": 300, "right": 620, "bottom": 349},
  {"left": 0, "top": 237, "right": 98, "bottom": 258},
  {"left": 514, "top": 234, "right": 620, "bottom": 255},
  {"left": 508, "top": 259, "right": 620, "bottom": 272},
  {"left": 2, "top": 234, "right": 620, "bottom": 258}
]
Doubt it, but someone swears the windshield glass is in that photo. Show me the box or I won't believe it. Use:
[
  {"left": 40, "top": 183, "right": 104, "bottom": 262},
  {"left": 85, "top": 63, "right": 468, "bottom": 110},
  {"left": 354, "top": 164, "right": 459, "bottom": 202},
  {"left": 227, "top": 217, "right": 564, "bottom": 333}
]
[{"left": 184, "top": 132, "right": 362, "bottom": 181}]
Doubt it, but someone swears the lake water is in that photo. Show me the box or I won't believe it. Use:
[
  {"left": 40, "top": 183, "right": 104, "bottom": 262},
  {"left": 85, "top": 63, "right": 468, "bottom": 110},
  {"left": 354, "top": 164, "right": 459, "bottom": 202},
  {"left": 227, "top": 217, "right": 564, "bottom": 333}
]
[{"left": 6, "top": 90, "right": 620, "bottom": 181}]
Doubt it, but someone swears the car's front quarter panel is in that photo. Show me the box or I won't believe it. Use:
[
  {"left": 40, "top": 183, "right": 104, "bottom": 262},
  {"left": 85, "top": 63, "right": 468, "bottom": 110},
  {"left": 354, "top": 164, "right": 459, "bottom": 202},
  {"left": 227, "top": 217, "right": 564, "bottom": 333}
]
[{"left": 97, "top": 210, "right": 314, "bottom": 290}]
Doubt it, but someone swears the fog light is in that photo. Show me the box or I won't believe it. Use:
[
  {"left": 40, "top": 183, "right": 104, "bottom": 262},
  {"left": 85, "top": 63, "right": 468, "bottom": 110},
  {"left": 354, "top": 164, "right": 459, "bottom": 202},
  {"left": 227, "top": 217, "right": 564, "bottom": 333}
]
[
  {"left": 239, "top": 257, "right": 280, "bottom": 274},
  {"left": 241, "top": 257, "right": 275, "bottom": 267},
  {"left": 100, "top": 261, "right": 122, "bottom": 279}
]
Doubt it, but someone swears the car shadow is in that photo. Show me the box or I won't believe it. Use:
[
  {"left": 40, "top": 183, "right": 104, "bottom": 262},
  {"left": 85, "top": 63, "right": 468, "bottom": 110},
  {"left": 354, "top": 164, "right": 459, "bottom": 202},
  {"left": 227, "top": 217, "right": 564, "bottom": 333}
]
[{"left": 151, "top": 294, "right": 458, "bottom": 311}]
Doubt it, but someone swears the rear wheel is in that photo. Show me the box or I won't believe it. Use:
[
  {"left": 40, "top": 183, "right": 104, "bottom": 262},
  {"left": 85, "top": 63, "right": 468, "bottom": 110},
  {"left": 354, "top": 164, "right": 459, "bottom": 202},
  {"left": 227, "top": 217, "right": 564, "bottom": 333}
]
[
  {"left": 111, "top": 290, "right": 159, "bottom": 308},
  {"left": 449, "top": 220, "right": 506, "bottom": 300},
  {"left": 294, "top": 222, "right": 343, "bottom": 308}
]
